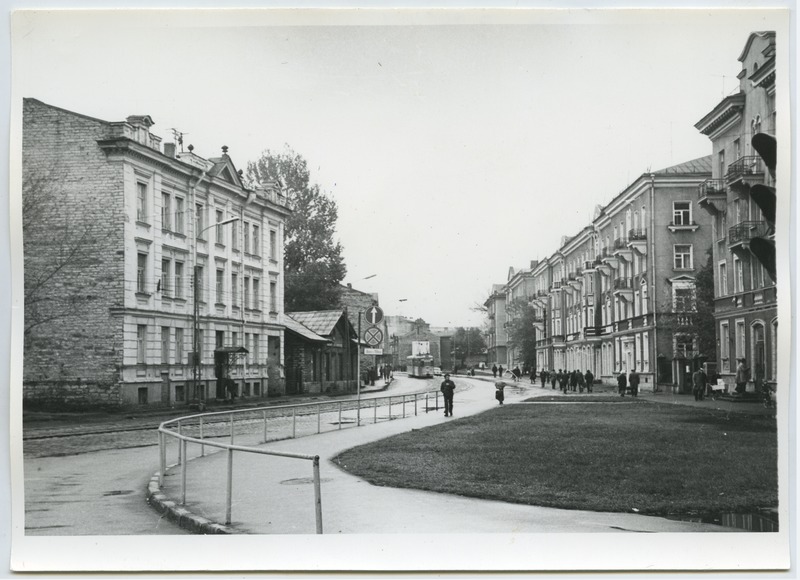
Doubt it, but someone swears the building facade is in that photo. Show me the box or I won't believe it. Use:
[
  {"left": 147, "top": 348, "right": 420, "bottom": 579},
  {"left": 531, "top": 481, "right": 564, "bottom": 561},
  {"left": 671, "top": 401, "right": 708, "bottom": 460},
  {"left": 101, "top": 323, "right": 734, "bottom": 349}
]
[
  {"left": 23, "top": 98, "right": 291, "bottom": 407},
  {"left": 504, "top": 263, "right": 537, "bottom": 369},
  {"left": 492, "top": 156, "right": 714, "bottom": 392},
  {"left": 695, "top": 31, "right": 778, "bottom": 392},
  {"left": 484, "top": 284, "right": 508, "bottom": 367}
]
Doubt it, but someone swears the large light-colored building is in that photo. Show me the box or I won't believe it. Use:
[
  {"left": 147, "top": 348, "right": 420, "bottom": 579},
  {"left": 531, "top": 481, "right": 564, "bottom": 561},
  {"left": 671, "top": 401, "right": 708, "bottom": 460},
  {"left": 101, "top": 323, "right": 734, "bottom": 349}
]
[
  {"left": 23, "top": 98, "right": 291, "bottom": 407},
  {"left": 695, "top": 31, "right": 778, "bottom": 392},
  {"left": 484, "top": 284, "right": 508, "bottom": 367}
]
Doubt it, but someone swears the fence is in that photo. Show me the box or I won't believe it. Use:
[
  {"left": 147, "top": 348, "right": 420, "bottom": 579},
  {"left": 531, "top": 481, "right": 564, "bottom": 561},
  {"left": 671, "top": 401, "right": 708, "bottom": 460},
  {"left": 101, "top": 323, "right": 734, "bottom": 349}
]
[{"left": 157, "top": 389, "right": 443, "bottom": 533}]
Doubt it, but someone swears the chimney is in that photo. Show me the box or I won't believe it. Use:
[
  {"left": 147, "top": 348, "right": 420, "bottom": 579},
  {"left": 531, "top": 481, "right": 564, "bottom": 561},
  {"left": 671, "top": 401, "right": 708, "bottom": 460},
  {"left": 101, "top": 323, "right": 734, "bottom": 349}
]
[
  {"left": 530, "top": 259, "right": 539, "bottom": 270},
  {"left": 164, "top": 142, "right": 176, "bottom": 159},
  {"left": 347, "top": 283, "right": 352, "bottom": 289}
]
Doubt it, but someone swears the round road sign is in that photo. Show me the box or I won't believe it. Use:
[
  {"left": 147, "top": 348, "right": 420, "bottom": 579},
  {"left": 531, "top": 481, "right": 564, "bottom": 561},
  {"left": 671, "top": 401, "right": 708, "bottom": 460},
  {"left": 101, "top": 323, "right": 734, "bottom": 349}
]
[
  {"left": 365, "top": 305, "right": 384, "bottom": 325},
  {"left": 364, "top": 327, "right": 383, "bottom": 347}
]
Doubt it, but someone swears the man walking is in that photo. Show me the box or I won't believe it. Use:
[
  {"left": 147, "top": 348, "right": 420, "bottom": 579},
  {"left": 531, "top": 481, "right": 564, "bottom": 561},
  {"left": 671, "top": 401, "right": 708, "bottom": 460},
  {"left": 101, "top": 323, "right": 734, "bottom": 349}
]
[
  {"left": 440, "top": 373, "right": 456, "bottom": 417},
  {"left": 628, "top": 367, "right": 640, "bottom": 398},
  {"left": 492, "top": 364, "right": 498, "bottom": 378},
  {"left": 735, "top": 358, "right": 750, "bottom": 395},
  {"left": 692, "top": 367, "right": 707, "bottom": 401},
  {"left": 617, "top": 371, "right": 628, "bottom": 397},
  {"left": 550, "top": 370, "right": 558, "bottom": 390},
  {"left": 584, "top": 369, "right": 594, "bottom": 393},
  {"left": 541, "top": 369, "right": 548, "bottom": 388}
]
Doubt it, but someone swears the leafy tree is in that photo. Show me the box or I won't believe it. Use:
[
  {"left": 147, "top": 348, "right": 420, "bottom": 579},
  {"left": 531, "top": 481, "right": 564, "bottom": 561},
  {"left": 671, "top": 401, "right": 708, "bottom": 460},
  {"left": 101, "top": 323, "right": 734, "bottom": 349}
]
[
  {"left": 505, "top": 297, "right": 538, "bottom": 370},
  {"left": 452, "top": 327, "right": 487, "bottom": 366},
  {"left": 245, "top": 146, "right": 346, "bottom": 311}
]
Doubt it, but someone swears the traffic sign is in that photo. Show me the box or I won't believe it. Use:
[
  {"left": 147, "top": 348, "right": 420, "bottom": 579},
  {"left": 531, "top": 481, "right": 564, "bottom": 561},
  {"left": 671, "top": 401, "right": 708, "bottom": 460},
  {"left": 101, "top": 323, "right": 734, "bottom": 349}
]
[
  {"left": 364, "top": 348, "right": 383, "bottom": 355},
  {"left": 364, "top": 326, "right": 383, "bottom": 347},
  {"left": 365, "top": 305, "right": 384, "bottom": 325}
]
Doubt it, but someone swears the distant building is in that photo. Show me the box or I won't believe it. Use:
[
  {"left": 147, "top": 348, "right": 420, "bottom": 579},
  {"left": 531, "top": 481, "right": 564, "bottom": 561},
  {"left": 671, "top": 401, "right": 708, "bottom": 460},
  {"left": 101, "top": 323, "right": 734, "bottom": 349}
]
[
  {"left": 22, "top": 98, "right": 291, "bottom": 407},
  {"left": 283, "top": 311, "right": 358, "bottom": 395},
  {"left": 504, "top": 262, "right": 538, "bottom": 368},
  {"left": 484, "top": 284, "right": 508, "bottom": 366},
  {"left": 695, "top": 31, "right": 777, "bottom": 392}
]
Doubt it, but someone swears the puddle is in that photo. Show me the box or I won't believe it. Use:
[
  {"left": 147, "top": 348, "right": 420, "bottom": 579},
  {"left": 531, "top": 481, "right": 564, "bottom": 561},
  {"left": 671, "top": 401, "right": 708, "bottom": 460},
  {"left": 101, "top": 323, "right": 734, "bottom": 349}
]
[{"left": 666, "top": 510, "right": 778, "bottom": 532}]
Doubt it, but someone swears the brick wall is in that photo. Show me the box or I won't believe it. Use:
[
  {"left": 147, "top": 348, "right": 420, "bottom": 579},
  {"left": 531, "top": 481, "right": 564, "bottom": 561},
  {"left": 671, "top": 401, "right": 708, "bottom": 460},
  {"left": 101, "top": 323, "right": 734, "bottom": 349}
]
[{"left": 22, "top": 98, "right": 126, "bottom": 405}]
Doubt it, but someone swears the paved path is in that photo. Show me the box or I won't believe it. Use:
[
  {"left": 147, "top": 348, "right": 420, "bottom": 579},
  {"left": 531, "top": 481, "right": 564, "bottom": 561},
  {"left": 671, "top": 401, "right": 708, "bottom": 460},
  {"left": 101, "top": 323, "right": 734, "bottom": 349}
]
[{"left": 157, "top": 375, "right": 735, "bottom": 534}]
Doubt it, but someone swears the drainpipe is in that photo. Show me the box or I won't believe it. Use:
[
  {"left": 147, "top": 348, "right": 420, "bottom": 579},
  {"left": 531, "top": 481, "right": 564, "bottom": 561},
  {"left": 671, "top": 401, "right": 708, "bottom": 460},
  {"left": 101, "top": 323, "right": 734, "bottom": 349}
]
[
  {"left": 190, "top": 170, "right": 209, "bottom": 402},
  {"left": 649, "top": 173, "right": 658, "bottom": 391}
]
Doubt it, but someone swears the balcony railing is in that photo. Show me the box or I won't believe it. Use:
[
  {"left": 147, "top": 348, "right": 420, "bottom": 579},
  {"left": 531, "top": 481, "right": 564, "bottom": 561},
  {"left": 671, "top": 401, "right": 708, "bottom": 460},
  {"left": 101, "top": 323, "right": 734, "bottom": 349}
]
[
  {"left": 628, "top": 228, "right": 647, "bottom": 241},
  {"left": 699, "top": 178, "right": 726, "bottom": 199},
  {"left": 583, "top": 326, "right": 603, "bottom": 337},
  {"left": 583, "top": 260, "right": 595, "bottom": 270},
  {"left": 613, "top": 238, "right": 627, "bottom": 250},
  {"left": 551, "top": 281, "right": 562, "bottom": 290},
  {"left": 726, "top": 156, "right": 763, "bottom": 181},
  {"left": 729, "top": 221, "right": 770, "bottom": 246},
  {"left": 613, "top": 277, "right": 632, "bottom": 290},
  {"left": 567, "top": 272, "right": 577, "bottom": 281}
]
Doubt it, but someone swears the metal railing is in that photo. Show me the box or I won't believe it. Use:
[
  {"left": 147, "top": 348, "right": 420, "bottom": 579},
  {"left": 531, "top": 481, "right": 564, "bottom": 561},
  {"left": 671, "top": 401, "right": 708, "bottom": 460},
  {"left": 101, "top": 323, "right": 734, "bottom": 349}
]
[
  {"left": 698, "top": 178, "right": 726, "bottom": 199},
  {"left": 157, "top": 389, "right": 443, "bottom": 533},
  {"left": 627, "top": 228, "right": 647, "bottom": 241},
  {"left": 613, "top": 277, "right": 632, "bottom": 290},
  {"left": 726, "top": 156, "right": 763, "bottom": 181},
  {"left": 729, "top": 221, "right": 770, "bottom": 245},
  {"left": 613, "top": 238, "right": 628, "bottom": 250}
]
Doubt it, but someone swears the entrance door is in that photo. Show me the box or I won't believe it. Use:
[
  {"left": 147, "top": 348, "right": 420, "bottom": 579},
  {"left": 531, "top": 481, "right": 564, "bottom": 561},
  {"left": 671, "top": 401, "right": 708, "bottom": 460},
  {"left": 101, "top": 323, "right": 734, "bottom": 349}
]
[
  {"left": 161, "top": 372, "right": 170, "bottom": 404},
  {"left": 752, "top": 323, "right": 766, "bottom": 391}
]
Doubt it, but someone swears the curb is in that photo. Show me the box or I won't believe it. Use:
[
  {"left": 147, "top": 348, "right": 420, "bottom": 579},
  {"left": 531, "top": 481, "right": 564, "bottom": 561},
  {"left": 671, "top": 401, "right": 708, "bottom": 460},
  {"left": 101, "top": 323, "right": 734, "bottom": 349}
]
[{"left": 146, "top": 473, "right": 234, "bottom": 535}]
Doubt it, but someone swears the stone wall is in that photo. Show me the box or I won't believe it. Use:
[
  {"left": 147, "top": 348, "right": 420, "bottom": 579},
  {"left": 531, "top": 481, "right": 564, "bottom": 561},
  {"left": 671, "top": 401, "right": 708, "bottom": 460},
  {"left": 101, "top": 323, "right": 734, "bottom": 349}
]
[{"left": 22, "top": 98, "right": 127, "bottom": 406}]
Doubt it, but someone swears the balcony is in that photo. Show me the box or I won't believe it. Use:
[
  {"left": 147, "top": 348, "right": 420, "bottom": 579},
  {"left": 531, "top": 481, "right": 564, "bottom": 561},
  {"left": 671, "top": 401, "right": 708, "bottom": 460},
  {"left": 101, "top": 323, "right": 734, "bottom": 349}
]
[
  {"left": 612, "top": 277, "right": 634, "bottom": 301},
  {"left": 697, "top": 178, "right": 727, "bottom": 215},
  {"left": 583, "top": 259, "right": 597, "bottom": 271},
  {"left": 583, "top": 326, "right": 604, "bottom": 341},
  {"left": 728, "top": 221, "right": 771, "bottom": 253},
  {"left": 612, "top": 237, "right": 633, "bottom": 262},
  {"left": 726, "top": 156, "right": 764, "bottom": 190},
  {"left": 550, "top": 281, "right": 562, "bottom": 292},
  {"left": 627, "top": 228, "right": 648, "bottom": 255}
]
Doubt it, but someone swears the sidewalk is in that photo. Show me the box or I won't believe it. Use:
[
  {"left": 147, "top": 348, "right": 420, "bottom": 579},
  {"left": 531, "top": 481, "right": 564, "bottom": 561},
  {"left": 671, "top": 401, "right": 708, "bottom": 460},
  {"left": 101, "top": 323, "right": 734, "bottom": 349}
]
[{"left": 152, "top": 375, "right": 735, "bottom": 535}]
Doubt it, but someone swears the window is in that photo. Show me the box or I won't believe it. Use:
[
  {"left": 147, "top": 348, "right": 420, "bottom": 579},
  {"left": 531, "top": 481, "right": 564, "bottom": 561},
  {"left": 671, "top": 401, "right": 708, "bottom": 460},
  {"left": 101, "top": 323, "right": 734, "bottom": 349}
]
[
  {"left": 176, "top": 328, "right": 184, "bottom": 364},
  {"left": 197, "top": 329, "right": 203, "bottom": 362},
  {"left": 253, "top": 278, "right": 260, "bottom": 310},
  {"left": 175, "top": 384, "right": 185, "bottom": 402},
  {"left": 137, "top": 325, "right": 147, "bottom": 364},
  {"left": 269, "top": 282, "right": 276, "bottom": 312},
  {"left": 216, "top": 268, "right": 224, "bottom": 304},
  {"left": 253, "top": 333, "right": 260, "bottom": 364},
  {"left": 137, "top": 253, "right": 148, "bottom": 293},
  {"left": 161, "top": 326, "right": 170, "bottom": 364},
  {"left": 138, "top": 387, "right": 148, "bottom": 405},
  {"left": 162, "top": 193, "right": 171, "bottom": 230},
  {"left": 174, "top": 262, "right": 184, "bottom": 299},
  {"left": 674, "top": 287, "right": 694, "bottom": 312},
  {"left": 674, "top": 334, "right": 694, "bottom": 358},
  {"left": 673, "top": 201, "right": 692, "bottom": 226},
  {"left": 642, "top": 332, "right": 650, "bottom": 371},
  {"left": 216, "top": 330, "right": 224, "bottom": 349},
  {"left": 244, "top": 223, "right": 251, "bottom": 253},
  {"left": 216, "top": 210, "right": 224, "bottom": 244},
  {"left": 718, "top": 149, "right": 725, "bottom": 177},
  {"left": 252, "top": 226, "right": 260, "bottom": 256},
  {"left": 195, "top": 204, "right": 205, "bottom": 239},
  {"left": 673, "top": 245, "right": 693, "bottom": 270},
  {"left": 735, "top": 320, "right": 746, "bottom": 359},
  {"left": 720, "top": 322, "right": 730, "bottom": 373},
  {"left": 270, "top": 230, "right": 277, "bottom": 260},
  {"left": 718, "top": 262, "right": 727, "bottom": 296},
  {"left": 137, "top": 182, "right": 148, "bottom": 222},
  {"left": 245, "top": 333, "right": 252, "bottom": 364},
  {"left": 244, "top": 276, "right": 251, "bottom": 309},
  {"left": 174, "top": 197, "right": 185, "bottom": 234},
  {"left": 733, "top": 138, "right": 741, "bottom": 160},
  {"left": 161, "top": 259, "right": 171, "bottom": 297},
  {"left": 231, "top": 273, "right": 239, "bottom": 306},
  {"left": 733, "top": 256, "right": 744, "bottom": 293},
  {"left": 232, "top": 331, "right": 238, "bottom": 346},
  {"left": 231, "top": 220, "right": 239, "bottom": 250}
]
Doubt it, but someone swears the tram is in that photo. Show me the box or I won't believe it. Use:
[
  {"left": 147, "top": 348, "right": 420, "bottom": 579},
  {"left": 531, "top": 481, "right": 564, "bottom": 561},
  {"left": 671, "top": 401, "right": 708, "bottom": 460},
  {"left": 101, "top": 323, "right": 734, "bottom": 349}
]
[{"left": 407, "top": 355, "right": 435, "bottom": 378}]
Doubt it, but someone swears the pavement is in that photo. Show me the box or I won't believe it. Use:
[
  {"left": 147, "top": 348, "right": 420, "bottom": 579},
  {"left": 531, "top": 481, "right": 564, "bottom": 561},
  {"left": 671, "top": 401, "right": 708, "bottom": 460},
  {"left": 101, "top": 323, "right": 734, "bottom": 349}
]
[{"left": 151, "top": 374, "right": 743, "bottom": 535}]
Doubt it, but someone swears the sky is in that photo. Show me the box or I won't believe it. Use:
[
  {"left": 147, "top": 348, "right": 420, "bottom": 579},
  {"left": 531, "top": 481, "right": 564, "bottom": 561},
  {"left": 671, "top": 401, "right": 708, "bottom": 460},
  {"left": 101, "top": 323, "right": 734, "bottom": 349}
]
[{"left": 10, "top": 8, "right": 788, "bottom": 327}]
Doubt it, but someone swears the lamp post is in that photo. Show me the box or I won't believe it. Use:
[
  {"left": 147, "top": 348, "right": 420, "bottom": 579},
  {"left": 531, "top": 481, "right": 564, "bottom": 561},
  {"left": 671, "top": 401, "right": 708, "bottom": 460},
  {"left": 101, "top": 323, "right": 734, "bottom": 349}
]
[{"left": 192, "top": 216, "right": 239, "bottom": 402}]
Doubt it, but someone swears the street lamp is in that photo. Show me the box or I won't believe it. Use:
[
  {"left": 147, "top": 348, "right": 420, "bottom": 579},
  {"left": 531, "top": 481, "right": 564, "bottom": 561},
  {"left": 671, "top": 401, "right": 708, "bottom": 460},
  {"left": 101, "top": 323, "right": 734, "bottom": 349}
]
[{"left": 192, "top": 216, "right": 240, "bottom": 403}]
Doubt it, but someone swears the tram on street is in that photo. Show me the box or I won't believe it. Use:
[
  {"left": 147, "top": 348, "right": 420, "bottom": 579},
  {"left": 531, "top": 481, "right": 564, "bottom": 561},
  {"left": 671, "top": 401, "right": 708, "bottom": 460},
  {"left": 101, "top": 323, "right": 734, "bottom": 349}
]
[{"left": 407, "top": 355, "right": 435, "bottom": 378}]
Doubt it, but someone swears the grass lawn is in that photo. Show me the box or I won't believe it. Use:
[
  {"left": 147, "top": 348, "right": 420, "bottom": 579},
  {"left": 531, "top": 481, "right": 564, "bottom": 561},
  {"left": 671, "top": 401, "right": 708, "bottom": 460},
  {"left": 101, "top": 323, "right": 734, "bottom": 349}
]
[{"left": 333, "top": 401, "right": 777, "bottom": 517}]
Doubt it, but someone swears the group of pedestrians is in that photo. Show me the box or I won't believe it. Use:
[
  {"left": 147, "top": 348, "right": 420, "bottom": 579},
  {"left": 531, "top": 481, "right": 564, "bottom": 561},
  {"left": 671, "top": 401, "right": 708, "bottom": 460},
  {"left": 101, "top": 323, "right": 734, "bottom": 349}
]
[
  {"left": 491, "top": 364, "right": 504, "bottom": 378},
  {"left": 533, "top": 369, "right": 595, "bottom": 393}
]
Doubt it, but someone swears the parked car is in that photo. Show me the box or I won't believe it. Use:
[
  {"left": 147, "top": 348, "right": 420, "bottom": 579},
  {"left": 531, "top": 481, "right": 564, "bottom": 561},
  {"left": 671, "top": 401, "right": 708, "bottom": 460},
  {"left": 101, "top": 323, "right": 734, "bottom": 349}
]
[{"left": 433, "top": 367, "right": 442, "bottom": 376}]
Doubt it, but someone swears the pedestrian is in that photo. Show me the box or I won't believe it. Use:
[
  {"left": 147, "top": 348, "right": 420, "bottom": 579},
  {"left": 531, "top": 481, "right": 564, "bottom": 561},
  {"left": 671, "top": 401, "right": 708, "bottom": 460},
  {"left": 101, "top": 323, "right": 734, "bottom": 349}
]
[
  {"left": 498, "top": 365, "right": 504, "bottom": 377},
  {"left": 492, "top": 364, "right": 498, "bottom": 378},
  {"left": 494, "top": 381, "right": 505, "bottom": 405},
  {"left": 512, "top": 366, "right": 521, "bottom": 382},
  {"left": 584, "top": 369, "right": 594, "bottom": 393},
  {"left": 628, "top": 367, "right": 640, "bottom": 398},
  {"left": 550, "top": 370, "right": 557, "bottom": 390},
  {"left": 541, "top": 369, "right": 548, "bottom": 388},
  {"left": 558, "top": 369, "right": 568, "bottom": 393},
  {"left": 369, "top": 366, "right": 376, "bottom": 386},
  {"left": 440, "top": 373, "right": 456, "bottom": 417},
  {"left": 530, "top": 368, "right": 537, "bottom": 384},
  {"left": 692, "top": 367, "right": 707, "bottom": 401},
  {"left": 577, "top": 370, "right": 585, "bottom": 393},
  {"left": 735, "top": 358, "right": 750, "bottom": 395},
  {"left": 569, "top": 370, "right": 578, "bottom": 392},
  {"left": 617, "top": 371, "right": 627, "bottom": 397}
]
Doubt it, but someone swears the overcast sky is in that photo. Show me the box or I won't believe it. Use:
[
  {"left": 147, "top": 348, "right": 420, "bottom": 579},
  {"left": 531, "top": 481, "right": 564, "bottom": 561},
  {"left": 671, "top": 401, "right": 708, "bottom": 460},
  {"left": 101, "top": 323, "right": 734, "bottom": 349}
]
[{"left": 11, "top": 8, "right": 787, "bottom": 326}]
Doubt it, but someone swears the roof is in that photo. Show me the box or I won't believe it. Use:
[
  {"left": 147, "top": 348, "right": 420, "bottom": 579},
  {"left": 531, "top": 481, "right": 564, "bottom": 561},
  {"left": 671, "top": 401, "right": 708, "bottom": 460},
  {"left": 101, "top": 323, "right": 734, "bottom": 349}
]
[
  {"left": 652, "top": 155, "right": 712, "bottom": 175},
  {"left": 287, "top": 311, "right": 345, "bottom": 337},
  {"left": 284, "top": 314, "right": 330, "bottom": 343}
]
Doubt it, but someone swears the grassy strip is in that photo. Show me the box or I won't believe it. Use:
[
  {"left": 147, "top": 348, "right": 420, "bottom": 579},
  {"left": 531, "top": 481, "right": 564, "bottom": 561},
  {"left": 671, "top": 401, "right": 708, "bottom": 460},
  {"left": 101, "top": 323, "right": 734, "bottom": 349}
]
[
  {"left": 334, "top": 402, "right": 777, "bottom": 516},
  {"left": 524, "top": 395, "right": 644, "bottom": 403}
]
